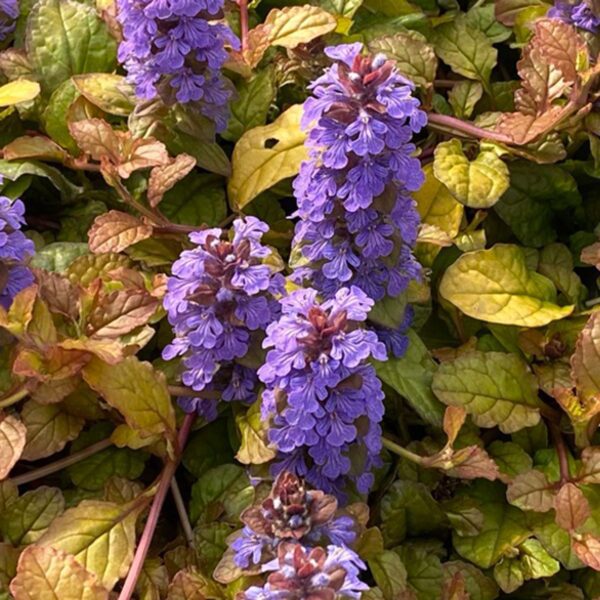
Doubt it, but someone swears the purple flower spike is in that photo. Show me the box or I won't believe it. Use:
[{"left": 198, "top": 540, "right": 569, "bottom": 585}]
[
  {"left": 258, "top": 286, "right": 387, "bottom": 498},
  {"left": 548, "top": 0, "right": 600, "bottom": 32},
  {"left": 163, "top": 217, "right": 284, "bottom": 419},
  {"left": 0, "top": 195, "right": 35, "bottom": 310},
  {"left": 0, "top": 0, "right": 17, "bottom": 42},
  {"left": 292, "top": 43, "right": 426, "bottom": 302},
  {"left": 116, "top": 0, "right": 239, "bottom": 130}
]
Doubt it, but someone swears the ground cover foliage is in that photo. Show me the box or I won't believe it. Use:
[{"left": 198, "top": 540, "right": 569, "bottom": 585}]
[{"left": 0, "top": 0, "right": 599, "bottom": 598}]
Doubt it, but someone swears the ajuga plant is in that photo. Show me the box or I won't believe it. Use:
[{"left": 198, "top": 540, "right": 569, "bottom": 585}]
[
  {"left": 116, "top": 0, "right": 238, "bottom": 130},
  {"left": 163, "top": 216, "right": 284, "bottom": 419},
  {"left": 2, "top": 1, "right": 600, "bottom": 599},
  {"left": 222, "top": 471, "right": 367, "bottom": 599},
  {"left": 0, "top": 191, "right": 34, "bottom": 309},
  {"left": 258, "top": 287, "right": 387, "bottom": 497}
]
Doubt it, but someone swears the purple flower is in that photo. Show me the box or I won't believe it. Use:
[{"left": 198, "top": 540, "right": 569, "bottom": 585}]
[
  {"left": 0, "top": 0, "right": 17, "bottom": 42},
  {"left": 0, "top": 196, "right": 34, "bottom": 310},
  {"left": 163, "top": 217, "right": 284, "bottom": 419},
  {"left": 116, "top": 0, "right": 239, "bottom": 130},
  {"left": 548, "top": 0, "right": 599, "bottom": 32},
  {"left": 258, "top": 287, "right": 387, "bottom": 498},
  {"left": 292, "top": 43, "right": 426, "bottom": 302}
]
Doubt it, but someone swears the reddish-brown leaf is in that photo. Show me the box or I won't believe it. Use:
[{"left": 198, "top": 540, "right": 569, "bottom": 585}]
[
  {"left": 4, "top": 135, "right": 68, "bottom": 163},
  {"left": 34, "top": 269, "right": 80, "bottom": 321},
  {"left": 148, "top": 154, "right": 196, "bottom": 207},
  {"left": 441, "top": 572, "right": 469, "bottom": 600},
  {"left": 88, "top": 210, "right": 153, "bottom": 254},
  {"left": 443, "top": 406, "right": 467, "bottom": 446},
  {"left": 12, "top": 347, "right": 91, "bottom": 383},
  {"left": 506, "top": 469, "right": 556, "bottom": 512},
  {"left": 554, "top": 483, "right": 590, "bottom": 532},
  {"left": 572, "top": 312, "right": 600, "bottom": 402},
  {"left": 579, "top": 447, "right": 600, "bottom": 484},
  {"left": 446, "top": 445, "right": 500, "bottom": 481},
  {"left": 581, "top": 242, "right": 600, "bottom": 269},
  {"left": 572, "top": 533, "right": 600, "bottom": 570},
  {"left": 86, "top": 289, "right": 158, "bottom": 339},
  {"left": 68, "top": 118, "right": 120, "bottom": 162},
  {"left": 117, "top": 136, "right": 170, "bottom": 179}
]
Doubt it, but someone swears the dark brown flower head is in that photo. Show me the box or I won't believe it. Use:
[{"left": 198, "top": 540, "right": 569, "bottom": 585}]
[
  {"left": 266, "top": 543, "right": 347, "bottom": 600},
  {"left": 241, "top": 471, "right": 338, "bottom": 540}
]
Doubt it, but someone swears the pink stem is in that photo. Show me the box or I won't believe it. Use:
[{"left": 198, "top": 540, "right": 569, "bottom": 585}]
[
  {"left": 117, "top": 413, "right": 196, "bottom": 600},
  {"left": 427, "top": 112, "right": 514, "bottom": 144},
  {"left": 238, "top": 0, "right": 249, "bottom": 52}
]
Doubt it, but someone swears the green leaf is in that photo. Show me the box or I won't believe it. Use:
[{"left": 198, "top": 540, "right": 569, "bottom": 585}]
[
  {"left": 433, "top": 139, "right": 510, "bottom": 209},
  {"left": 1, "top": 486, "right": 64, "bottom": 545},
  {"left": 0, "top": 544, "right": 19, "bottom": 598},
  {"left": 0, "top": 80, "right": 41, "bottom": 106},
  {"left": 463, "top": 5, "right": 512, "bottom": 43},
  {"left": 67, "top": 426, "right": 147, "bottom": 491},
  {"left": 37, "top": 499, "right": 142, "bottom": 590},
  {"left": 439, "top": 244, "right": 574, "bottom": 327},
  {"left": 10, "top": 545, "right": 109, "bottom": 600},
  {"left": 368, "top": 30, "right": 437, "bottom": 88},
  {"left": 395, "top": 546, "right": 443, "bottom": 600},
  {"left": 26, "top": 0, "right": 117, "bottom": 93},
  {"left": 380, "top": 480, "right": 445, "bottom": 546},
  {"left": 224, "top": 68, "right": 276, "bottom": 142},
  {"left": 538, "top": 244, "right": 583, "bottom": 304},
  {"left": 432, "top": 351, "right": 542, "bottom": 433},
  {"left": 434, "top": 20, "right": 497, "bottom": 84},
  {"left": 189, "top": 465, "right": 254, "bottom": 525},
  {"left": 487, "top": 441, "right": 533, "bottom": 483},
  {"left": 83, "top": 356, "right": 177, "bottom": 444},
  {"left": 42, "top": 78, "right": 80, "bottom": 152},
  {"left": 369, "top": 550, "right": 408, "bottom": 600},
  {"left": 30, "top": 242, "right": 89, "bottom": 272},
  {"left": 160, "top": 173, "right": 227, "bottom": 227},
  {"left": 194, "top": 522, "right": 232, "bottom": 574},
  {"left": 494, "top": 162, "right": 582, "bottom": 248},
  {"left": 182, "top": 419, "right": 234, "bottom": 478},
  {"left": 315, "top": 0, "right": 363, "bottom": 18},
  {"left": 228, "top": 104, "right": 308, "bottom": 209},
  {"left": 375, "top": 330, "right": 444, "bottom": 427},
  {"left": 453, "top": 481, "right": 530, "bottom": 569},
  {"left": 0, "top": 159, "right": 83, "bottom": 200},
  {"left": 20, "top": 400, "right": 85, "bottom": 460},
  {"left": 448, "top": 81, "right": 483, "bottom": 119}
]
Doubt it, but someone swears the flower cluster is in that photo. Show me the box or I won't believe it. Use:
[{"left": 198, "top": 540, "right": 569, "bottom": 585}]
[
  {"left": 0, "top": 196, "right": 34, "bottom": 310},
  {"left": 292, "top": 42, "right": 426, "bottom": 302},
  {"left": 0, "top": 0, "right": 17, "bottom": 42},
  {"left": 163, "top": 217, "right": 283, "bottom": 420},
  {"left": 227, "top": 472, "right": 367, "bottom": 600},
  {"left": 548, "top": 0, "right": 599, "bottom": 32},
  {"left": 258, "top": 287, "right": 387, "bottom": 497},
  {"left": 116, "top": 0, "right": 238, "bottom": 130}
]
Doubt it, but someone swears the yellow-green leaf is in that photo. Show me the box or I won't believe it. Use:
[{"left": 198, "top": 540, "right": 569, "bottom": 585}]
[
  {"left": 0, "top": 79, "right": 40, "bottom": 106},
  {"left": 10, "top": 545, "right": 109, "bottom": 600},
  {"left": 82, "top": 356, "right": 176, "bottom": 442},
  {"left": 72, "top": 74, "right": 135, "bottom": 116},
  {"left": 37, "top": 499, "right": 143, "bottom": 589},
  {"left": 433, "top": 139, "right": 510, "bottom": 209},
  {"left": 235, "top": 398, "right": 276, "bottom": 465},
  {"left": 432, "top": 351, "right": 542, "bottom": 433},
  {"left": 21, "top": 400, "right": 85, "bottom": 461},
  {"left": 0, "top": 413, "right": 26, "bottom": 479},
  {"left": 264, "top": 5, "right": 337, "bottom": 48},
  {"left": 439, "top": 244, "right": 574, "bottom": 327},
  {"left": 413, "top": 163, "right": 464, "bottom": 265},
  {"left": 228, "top": 104, "right": 308, "bottom": 209}
]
